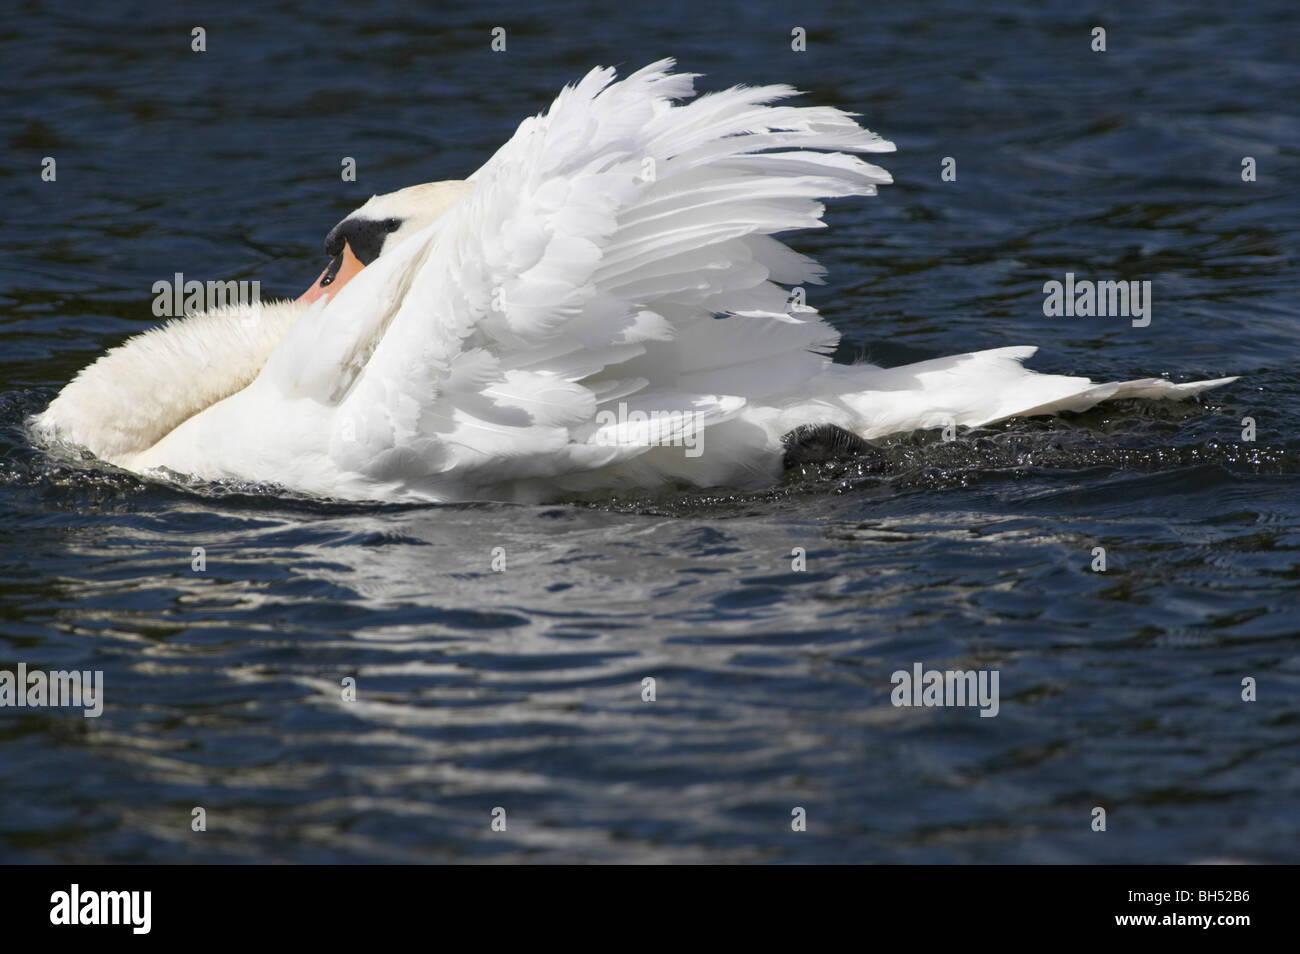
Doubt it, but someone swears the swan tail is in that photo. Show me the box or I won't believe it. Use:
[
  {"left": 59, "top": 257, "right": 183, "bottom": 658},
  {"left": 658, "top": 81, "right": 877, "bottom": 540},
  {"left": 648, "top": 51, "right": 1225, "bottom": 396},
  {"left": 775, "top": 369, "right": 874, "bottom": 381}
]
[{"left": 783, "top": 345, "right": 1237, "bottom": 445}]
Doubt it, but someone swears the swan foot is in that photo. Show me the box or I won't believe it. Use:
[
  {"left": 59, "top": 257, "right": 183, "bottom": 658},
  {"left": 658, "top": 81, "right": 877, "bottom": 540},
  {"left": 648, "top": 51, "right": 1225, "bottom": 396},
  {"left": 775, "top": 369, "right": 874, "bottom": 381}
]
[{"left": 781, "top": 424, "right": 872, "bottom": 469}]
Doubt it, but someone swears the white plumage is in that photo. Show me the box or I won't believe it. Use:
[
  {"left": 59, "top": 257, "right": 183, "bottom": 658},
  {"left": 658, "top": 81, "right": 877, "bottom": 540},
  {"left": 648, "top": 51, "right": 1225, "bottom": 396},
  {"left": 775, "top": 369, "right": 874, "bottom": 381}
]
[{"left": 33, "top": 60, "right": 1235, "bottom": 503}]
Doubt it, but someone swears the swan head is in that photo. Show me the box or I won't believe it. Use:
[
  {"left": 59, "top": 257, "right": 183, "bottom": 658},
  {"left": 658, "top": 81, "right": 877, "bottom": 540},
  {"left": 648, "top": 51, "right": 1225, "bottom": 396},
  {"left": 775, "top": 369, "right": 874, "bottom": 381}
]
[
  {"left": 298, "top": 180, "right": 473, "bottom": 304},
  {"left": 36, "top": 179, "right": 474, "bottom": 465}
]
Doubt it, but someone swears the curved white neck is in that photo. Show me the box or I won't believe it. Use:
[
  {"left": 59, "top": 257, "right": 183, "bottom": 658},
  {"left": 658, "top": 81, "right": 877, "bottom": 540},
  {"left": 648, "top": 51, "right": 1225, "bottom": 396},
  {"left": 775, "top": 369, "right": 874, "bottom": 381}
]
[{"left": 35, "top": 301, "right": 304, "bottom": 464}]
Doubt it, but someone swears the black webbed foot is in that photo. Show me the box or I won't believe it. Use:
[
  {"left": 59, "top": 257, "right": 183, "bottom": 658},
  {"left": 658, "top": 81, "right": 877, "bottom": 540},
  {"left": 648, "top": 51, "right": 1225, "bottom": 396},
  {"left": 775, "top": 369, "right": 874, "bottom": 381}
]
[{"left": 781, "top": 424, "right": 873, "bottom": 469}]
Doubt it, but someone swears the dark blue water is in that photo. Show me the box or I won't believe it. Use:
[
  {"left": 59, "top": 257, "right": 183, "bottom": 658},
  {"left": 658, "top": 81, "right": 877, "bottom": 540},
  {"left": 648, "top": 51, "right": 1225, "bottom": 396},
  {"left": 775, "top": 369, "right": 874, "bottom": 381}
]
[{"left": 2, "top": 0, "right": 1297, "bottom": 862}]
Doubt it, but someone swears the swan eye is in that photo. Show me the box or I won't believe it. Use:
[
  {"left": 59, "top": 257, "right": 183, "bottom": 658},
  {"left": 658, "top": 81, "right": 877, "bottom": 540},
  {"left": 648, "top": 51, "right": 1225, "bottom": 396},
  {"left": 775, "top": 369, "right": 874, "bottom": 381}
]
[
  {"left": 323, "top": 216, "right": 403, "bottom": 266},
  {"left": 318, "top": 250, "right": 345, "bottom": 287}
]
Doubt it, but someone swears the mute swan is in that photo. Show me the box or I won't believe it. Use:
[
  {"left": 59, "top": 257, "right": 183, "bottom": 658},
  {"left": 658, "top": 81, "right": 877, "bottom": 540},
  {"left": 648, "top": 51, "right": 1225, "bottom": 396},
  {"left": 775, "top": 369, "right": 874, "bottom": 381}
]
[{"left": 33, "top": 60, "right": 1235, "bottom": 503}]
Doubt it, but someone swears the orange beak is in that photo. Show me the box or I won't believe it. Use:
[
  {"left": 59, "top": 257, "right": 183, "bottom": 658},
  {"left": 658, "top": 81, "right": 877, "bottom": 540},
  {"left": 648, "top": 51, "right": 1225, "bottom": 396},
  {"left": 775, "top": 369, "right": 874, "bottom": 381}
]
[{"left": 296, "top": 240, "right": 365, "bottom": 305}]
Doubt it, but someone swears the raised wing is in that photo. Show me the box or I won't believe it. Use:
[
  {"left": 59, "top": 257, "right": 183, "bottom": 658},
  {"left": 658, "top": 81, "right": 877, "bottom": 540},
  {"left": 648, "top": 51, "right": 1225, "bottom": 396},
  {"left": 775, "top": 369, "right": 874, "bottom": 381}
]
[{"left": 269, "top": 59, "right": 894, "bottom": 498}]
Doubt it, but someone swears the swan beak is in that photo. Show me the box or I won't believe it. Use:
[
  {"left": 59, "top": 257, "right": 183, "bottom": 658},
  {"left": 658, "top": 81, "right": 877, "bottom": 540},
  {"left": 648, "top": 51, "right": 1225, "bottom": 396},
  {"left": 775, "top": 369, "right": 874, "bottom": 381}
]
[{"left": 296, "top": 240, "right": 365, "bottom": 305}]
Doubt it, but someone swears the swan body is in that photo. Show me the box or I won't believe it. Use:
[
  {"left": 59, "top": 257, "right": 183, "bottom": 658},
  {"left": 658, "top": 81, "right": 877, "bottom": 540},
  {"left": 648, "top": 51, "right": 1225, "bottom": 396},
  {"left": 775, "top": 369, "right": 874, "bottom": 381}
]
[{"left": 34, "top": 60, "right": 1235, "bottom": 503}]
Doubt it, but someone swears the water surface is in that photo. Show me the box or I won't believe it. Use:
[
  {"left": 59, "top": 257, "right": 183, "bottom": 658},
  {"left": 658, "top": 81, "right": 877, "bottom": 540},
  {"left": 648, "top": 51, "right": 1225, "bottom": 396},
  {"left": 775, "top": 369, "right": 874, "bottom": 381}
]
[{"left": 1, "top": 0, "right": 1297, "bottom": 862}]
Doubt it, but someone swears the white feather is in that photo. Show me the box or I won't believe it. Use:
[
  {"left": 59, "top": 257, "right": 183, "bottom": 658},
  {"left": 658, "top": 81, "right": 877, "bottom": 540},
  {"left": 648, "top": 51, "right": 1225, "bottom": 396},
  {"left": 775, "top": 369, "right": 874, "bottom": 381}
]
[{"left": 33, "top": 60, "right": 1237, "bottom": 502}]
